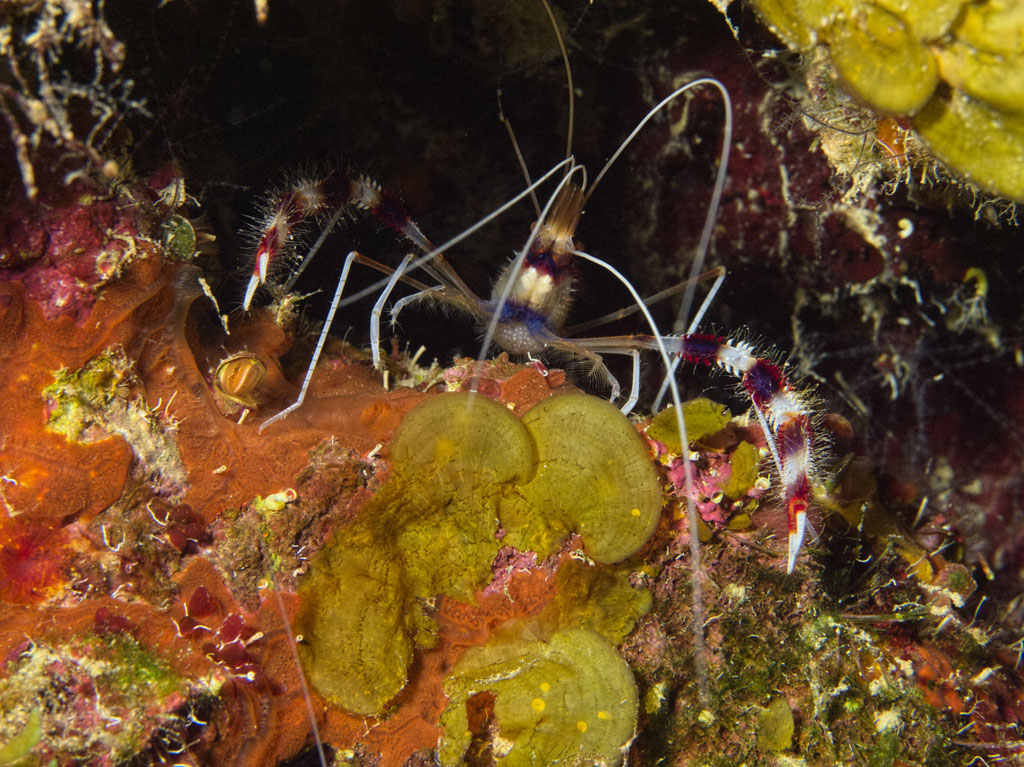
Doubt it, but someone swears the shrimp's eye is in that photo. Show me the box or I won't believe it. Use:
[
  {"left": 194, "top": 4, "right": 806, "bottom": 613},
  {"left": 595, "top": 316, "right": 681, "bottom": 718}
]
[{"left": 214, "top": 352, "right": 266, "bottom": 409}]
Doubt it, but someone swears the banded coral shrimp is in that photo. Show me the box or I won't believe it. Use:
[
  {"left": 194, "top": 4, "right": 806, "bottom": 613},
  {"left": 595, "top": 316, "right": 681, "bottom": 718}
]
[
  {"left": 136, "top": 1, "right": 847, "bottom": 761},
  {"left": 237, "top": 10, "right": 817, "bottom": 576},
  {"left": 221, "top": 14, "right": 831, "bottom": 759},
  {"left": 6, "top": 5, "right": 1024, "bottom": 767}
]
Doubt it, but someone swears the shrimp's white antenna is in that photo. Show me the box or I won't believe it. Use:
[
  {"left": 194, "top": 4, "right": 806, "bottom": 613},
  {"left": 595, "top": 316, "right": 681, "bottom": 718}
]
[
  {"left": 539, "top": 0, "right": 575, "bottom": 167},
  {"left": 585, "top": 77, "right": 732, "bottom": 335},
  {"left": 570, "top": 247, "right": 709, "bottom": 703},
  {"left": 497, "top": 0, "right": 575, "bottom": 220},
  {"left": 498, "top": 89, "right": 542, "bottom": 219},
  {"left": 271, "top": 588, "right": 328, "bottom": 767},
  {"left": 332, "top": 158, "right": 576, "bottom": 312}
]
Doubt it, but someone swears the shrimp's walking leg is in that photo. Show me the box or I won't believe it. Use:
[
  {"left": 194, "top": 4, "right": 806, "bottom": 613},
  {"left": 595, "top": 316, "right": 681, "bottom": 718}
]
[
  {"left": 371, "top": 254, "right": 417, "bottom": 370},
  {"left": 569, "top": 331, "right": 815, "bottom": 573},
  {"left": 258, "top": 250, "right": 359, "bottom": 434}
]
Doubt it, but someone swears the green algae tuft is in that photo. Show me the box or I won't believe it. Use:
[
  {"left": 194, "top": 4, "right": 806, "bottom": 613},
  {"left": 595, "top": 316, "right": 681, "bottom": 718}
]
[
  {"left": 538, "top": 558, "right": 653, "bottom": 645},
  {"left": 914, "top": 91, "right": 1024, "bottom": 201},
  {"left": 646, "top": 397, "right": 731, "bottom": 453},
  {"left": 389, "top": 392, "right": 536, "bottom": 489},
  {"left": 0, "top": 707, "right": 40, "bottom": 766},
  {"left": 828, "top": 4, "right": 938, "bottom": 115},
  {"left": 723, "top": 440, "right": 761, "bottom": 500},
  {"left": 440, "top": 624, "right": 639, "bottom": 767},
  {"left": 43, "top": 346, "right": 189, "bottom": 499},
  {"left": 757, "top": 697, "right": 795, "bottom": 752},
  {"left": 0, "top": 633, "right": 197, "bottom": 765}
]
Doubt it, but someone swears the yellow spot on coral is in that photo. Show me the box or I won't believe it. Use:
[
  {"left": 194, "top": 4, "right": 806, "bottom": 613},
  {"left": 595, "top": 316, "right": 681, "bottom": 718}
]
[
  {"left": 434, "top": 437, "right": 456, "bottom": 462},
  {"left": 577, "top": 721, "right": 588, "bottom": 733},
  {"left": 630, "top": 507, "right": 640, "bottom": 516},
  {"left": 532, "top": 697, "right": 546, "bottom": 712},
  {"left": 540, "top": 682, "right": 550, "bottom": 692},
  {"left": 597, "top": 711, "right": 610, "bottom": 720}
]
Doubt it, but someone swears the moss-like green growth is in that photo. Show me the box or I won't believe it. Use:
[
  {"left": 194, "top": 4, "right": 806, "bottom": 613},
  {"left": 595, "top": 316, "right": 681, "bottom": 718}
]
[
  {"left": 298, "top": 544, "right": 415, "bottom": 716},
  {"left": 0, "top": 707, "right": 40, "bottom": 766},
  {"left": 296, "top": 395, "right": 527, "bottom": 714},
  {"left": 956, "top": 0, "right": 1024, "bottom": 56},
  {"left": 937, "top": 42, "right": 1024, "bottom": 116},
  {"left": 160, "top": 214, "right": 198, "bottom": 262},
  {"left": 389, "top": 391, "right": 536, "bottom": 488},
  {"left": 627, "top": 533, "right": 987, "bottom": 767},
  {"left": 440, "top": 624, "right": 638, "bottom": 767},
  {"left": 386, "top": 393, "right": 536, "bottom": 605},
  {"left": 44, "top": 348, "right": 134, "bottom": 442},
  {"left": 744, "top": 0, "right": 1024, "bottom": 201},
  {"left": 435, "top": 559, "right": 651, "bottom": 767},
  {"left": 0, "top": 633, "right": 198, "bottom": 765},
  {"left": 296, "top": 392, "right": 661, "bottom": 718},
  {"left": 914, "top": 91, "right": 1024, "bottom": 200},
  {"left": 44, "top": 346, "right": 188, "bottom": 499},
  {"left": 828, "top": 4, "right": 937, "bottom": 114},
  {"left": 539, "top": 558, "right": 653, "bottom": 644},
  {"left": 386, "top": 394, "right": 538, "bottom": 604},
  {"left": 722, "top": 440, "right": 760, "bottom": 499}
]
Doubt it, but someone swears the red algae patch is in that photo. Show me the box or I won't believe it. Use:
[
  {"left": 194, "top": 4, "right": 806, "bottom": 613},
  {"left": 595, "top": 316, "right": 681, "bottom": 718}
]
[{"left": 0, "top": 518, "right": 68, "bottom": 605}]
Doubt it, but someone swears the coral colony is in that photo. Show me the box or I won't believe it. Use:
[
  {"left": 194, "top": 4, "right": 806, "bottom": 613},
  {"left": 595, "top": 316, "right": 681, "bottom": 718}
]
[
  {"left": 742, "top": 0, "right": 1024, "bottom": 202},
  {"left": 2, "top": 1, "right": 1024, "bottom": 767}
]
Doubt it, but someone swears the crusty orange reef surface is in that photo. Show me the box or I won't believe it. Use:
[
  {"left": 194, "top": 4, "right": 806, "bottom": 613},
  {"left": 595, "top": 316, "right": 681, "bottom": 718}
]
[{"left": 1, "top": 170, "right": 1023, "bottom": 767}]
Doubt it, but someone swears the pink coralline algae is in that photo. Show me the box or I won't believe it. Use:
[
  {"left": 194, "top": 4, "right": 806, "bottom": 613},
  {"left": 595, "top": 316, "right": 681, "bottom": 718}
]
[
  {"left": 647, "top": 404, "right": 770, "bottom": 531},
  {"left": 0, "top": 187, "right": 149, "bottom": 323},
  {"left": 667, "top": 453, "right": 736, "bottom": 526}
]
